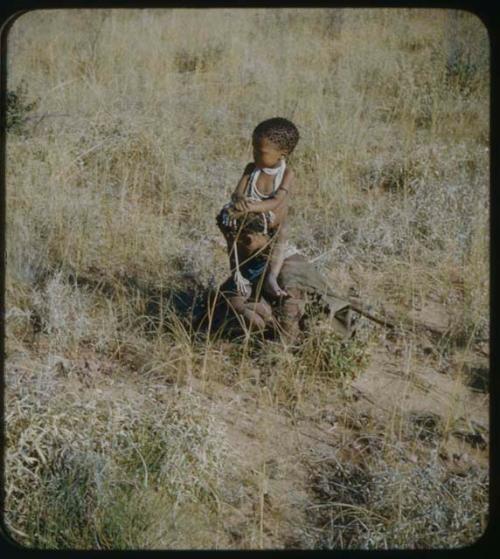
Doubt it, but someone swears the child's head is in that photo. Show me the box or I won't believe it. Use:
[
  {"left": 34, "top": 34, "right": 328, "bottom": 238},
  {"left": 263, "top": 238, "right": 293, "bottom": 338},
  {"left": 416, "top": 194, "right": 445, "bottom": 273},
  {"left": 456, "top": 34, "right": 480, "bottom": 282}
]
[{"left": 252, "top": 117, "right": 299, "bottom": 169}]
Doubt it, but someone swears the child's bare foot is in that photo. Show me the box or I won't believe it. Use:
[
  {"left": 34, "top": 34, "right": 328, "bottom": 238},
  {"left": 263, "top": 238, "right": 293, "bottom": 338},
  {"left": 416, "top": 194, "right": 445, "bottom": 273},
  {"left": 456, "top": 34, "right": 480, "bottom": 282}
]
[{"left": 264, "top": 273, "right": 287, "bottom": 298}]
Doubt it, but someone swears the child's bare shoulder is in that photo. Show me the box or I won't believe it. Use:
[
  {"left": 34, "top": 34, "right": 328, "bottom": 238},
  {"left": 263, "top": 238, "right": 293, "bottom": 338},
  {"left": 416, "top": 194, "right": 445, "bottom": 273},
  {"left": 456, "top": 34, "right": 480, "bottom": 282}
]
[
  {"left": 243, "top": 162, "right": 256, "bottom": 175},
  {"left": 278, "top": 167, "right": 295, "bottom": 193}
]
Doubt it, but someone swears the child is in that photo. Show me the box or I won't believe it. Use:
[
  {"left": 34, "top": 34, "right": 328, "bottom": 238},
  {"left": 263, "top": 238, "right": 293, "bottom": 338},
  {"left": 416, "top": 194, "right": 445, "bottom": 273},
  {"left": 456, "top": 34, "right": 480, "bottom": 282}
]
[{"left": 218, "top": 117, "right": 300, "bottom": 307}]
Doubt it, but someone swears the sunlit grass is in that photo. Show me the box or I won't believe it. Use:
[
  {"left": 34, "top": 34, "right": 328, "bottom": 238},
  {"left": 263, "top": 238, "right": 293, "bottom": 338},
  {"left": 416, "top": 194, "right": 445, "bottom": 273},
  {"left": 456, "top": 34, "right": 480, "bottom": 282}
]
[{"left": 5, "top": 7, "right": 489, "bottom": 550}]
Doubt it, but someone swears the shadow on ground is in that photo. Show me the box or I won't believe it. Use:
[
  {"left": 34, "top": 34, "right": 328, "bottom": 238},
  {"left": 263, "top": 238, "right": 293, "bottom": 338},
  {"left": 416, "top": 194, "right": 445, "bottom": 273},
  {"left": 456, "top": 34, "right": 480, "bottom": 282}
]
[{"left": 66, "top": 269, "right": 247, "bottom": 340}]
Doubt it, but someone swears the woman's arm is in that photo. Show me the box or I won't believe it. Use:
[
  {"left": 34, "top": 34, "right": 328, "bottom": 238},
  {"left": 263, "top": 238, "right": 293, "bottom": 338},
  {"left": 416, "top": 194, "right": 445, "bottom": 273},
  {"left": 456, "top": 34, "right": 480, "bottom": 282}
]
[{"left": 215, "top": 213, "right": 236, "bottom": 266}]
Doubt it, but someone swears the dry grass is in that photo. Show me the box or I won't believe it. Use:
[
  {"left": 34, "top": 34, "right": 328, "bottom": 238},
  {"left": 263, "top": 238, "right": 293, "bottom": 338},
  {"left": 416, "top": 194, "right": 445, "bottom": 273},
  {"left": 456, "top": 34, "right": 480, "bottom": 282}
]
[{"left": 5, "top": 8, "right": 489, "bottom": 549}]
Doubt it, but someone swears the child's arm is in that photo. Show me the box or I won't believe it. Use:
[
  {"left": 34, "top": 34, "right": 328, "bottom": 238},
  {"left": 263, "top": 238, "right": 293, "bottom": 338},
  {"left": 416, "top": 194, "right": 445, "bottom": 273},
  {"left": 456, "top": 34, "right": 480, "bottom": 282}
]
[
  {"left": 245, "top": 168, "right": 294, "bottom": 214},
  {"left": 231, "top": 163, "right": 255, "bottom": 210}
]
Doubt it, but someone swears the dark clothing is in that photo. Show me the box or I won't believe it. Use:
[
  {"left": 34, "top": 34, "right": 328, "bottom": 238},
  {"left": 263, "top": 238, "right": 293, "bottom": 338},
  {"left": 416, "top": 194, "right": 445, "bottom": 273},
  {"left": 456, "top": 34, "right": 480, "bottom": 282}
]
[{"left": 219, "top": 254, "right": 269, "bottom": 298}]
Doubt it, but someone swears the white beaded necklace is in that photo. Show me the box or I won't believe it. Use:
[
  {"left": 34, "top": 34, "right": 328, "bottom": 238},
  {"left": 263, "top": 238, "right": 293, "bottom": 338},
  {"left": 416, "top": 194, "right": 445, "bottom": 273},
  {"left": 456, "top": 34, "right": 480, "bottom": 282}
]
[
  {"left": 248, "top": 159, "right": 286, "bottom": 200},
  {"left": 260, "top": 161, "right": 284, "bottom": 175}
]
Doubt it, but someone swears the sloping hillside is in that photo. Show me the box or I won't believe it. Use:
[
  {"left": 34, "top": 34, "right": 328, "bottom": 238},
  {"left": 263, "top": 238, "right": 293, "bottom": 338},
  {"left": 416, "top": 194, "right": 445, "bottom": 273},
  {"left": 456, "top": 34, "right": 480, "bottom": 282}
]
[{"left": 5, "top": 8, "right": 488, "bottom": 549}]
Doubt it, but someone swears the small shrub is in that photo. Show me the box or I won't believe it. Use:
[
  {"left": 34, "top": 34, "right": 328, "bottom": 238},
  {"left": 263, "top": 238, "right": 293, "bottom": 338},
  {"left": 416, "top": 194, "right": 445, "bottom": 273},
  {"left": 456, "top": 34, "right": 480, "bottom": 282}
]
[
  {"left": 5, "top": 365, "right": 228, "bottom": 549},
  {"left": 445, "top": 45, "right": 481, "bottom": 94},
  {"left": 406, "top": 412, "right": 444, "bottom": 444},
  {"left": 297, "top": 320, "right": 369, "bottom": 384},
  {"left": 300, "top": 446, "right": 488, "bottom": 549},
  {"left": 173, "top": 44, "right": 223, "bottom": 73},
  {"left": 6, "top": 81, "right": 38, "bottom": 134}
]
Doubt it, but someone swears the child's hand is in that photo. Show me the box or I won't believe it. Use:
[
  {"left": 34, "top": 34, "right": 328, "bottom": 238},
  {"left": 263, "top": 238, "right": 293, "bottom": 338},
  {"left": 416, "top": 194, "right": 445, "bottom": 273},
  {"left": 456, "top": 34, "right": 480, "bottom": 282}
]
[
  {"left": 224, "top": 207, "right": 247, "bottom": 230},
  {"left": 264, "top": 273, "right": 288, "bottom": 298},
  {"left": 234, "top": 200, "right": 249, "bottom": 212},
  {"left": 232, "top": 193, "right": 250, "bottom": 212}
]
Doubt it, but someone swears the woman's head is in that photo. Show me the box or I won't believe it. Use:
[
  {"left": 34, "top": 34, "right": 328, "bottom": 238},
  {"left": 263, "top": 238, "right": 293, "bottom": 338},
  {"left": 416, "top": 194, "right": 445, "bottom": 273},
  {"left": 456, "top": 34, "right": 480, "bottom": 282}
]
[
  {"left": 252, "top": 117, "right": 300, "bottom": 168},
  {"left": 236, "top": 213, "right": 275, "bottom": 253}
]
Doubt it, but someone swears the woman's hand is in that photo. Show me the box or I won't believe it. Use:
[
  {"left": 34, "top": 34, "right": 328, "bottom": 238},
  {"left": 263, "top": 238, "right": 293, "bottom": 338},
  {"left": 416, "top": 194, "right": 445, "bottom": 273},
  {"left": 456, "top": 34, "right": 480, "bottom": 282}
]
[{"left": 221, "top": 207, "right": 246, "bottom": 230}]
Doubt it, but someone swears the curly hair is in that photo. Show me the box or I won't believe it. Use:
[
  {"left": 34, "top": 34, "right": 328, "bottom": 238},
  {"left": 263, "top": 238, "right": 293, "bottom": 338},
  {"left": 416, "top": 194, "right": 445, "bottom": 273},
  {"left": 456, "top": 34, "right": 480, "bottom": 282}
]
[{"left": 252, "top": 117, "right": 300, "bottom": 154}]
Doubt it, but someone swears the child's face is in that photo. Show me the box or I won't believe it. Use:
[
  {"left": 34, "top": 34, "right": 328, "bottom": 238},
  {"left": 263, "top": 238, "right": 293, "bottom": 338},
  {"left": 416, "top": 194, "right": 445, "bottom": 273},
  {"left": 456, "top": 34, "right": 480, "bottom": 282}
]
[{"left": 253, "top": 137, "right": 287, "bottom": 169}]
